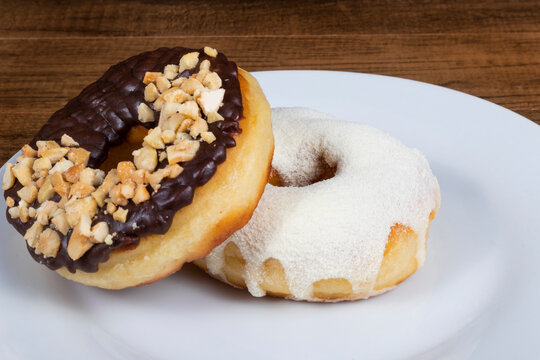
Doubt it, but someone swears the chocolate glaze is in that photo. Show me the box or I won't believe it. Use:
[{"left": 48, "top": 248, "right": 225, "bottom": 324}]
[{"left": 4, "top": 47, "right": 243, "bottom": 273}]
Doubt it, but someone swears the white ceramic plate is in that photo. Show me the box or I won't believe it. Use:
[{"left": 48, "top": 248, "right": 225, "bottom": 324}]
[{"left": 1, "top": 71, "right": 539, "bottom": 359}]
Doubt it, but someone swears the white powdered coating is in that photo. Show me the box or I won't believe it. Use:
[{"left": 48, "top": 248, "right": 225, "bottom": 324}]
[{"left": 204, "top": 107, "right": 440, "bottom": 300}]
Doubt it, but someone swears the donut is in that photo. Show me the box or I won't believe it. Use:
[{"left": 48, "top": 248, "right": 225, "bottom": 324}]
[
  {"left": 2, "top": 47, "right": 273, "bottom": 289},
  {"left": 196, "top": 108, "right": 440, "bottom": 302}
]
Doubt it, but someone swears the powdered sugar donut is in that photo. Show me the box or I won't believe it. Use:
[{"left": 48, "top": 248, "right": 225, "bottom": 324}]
[{"left": 196, "top": 107, "right": 440, "bottom": 302}]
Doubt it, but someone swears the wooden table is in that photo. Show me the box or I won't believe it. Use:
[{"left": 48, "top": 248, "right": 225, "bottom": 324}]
[{"left": 0, "top": 0, "right": 538, "bottom": 163}]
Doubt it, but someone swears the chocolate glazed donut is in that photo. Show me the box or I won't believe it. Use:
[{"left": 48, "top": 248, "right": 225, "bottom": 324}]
[{"left": 4, "top": 47, "right": 243, "bottom": 273}]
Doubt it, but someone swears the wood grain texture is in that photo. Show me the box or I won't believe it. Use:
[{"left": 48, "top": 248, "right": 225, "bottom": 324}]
[{"left": 0, "top": 0, "right": 538, "bottom": 163}]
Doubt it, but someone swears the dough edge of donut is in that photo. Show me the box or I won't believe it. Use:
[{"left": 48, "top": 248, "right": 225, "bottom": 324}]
[
  {"left": 194, "top": 209, "right": 439, "bottom": 302},
  {"left": 56, "top": 68, "right": 274, "bottom": 289}
]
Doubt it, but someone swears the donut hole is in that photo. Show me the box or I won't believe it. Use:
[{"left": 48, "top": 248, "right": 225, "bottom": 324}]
[
  {"left": 99, "top": 125, "right": 148, "bottom": 172},
  {"left": 268, "top": 155, "right": 337, "bottom": 187}
]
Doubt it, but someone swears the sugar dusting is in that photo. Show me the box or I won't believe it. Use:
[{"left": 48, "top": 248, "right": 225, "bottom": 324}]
[{"left": 204, "top": 108, "right": 440, "bottom": 300}]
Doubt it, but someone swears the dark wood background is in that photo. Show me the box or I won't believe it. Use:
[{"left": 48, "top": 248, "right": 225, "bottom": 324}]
[{"left": 0, "top": 0, "right": 538, "bottom": 163}]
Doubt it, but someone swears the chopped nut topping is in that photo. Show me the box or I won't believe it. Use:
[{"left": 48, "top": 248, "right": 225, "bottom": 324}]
[
  {"left": 179, "top": 52, "right": 199, "bottom": 73},
  {"left": 199, "top": 59, "right": 211, "bottom": 72},
  {"left": 80, "top": 168, "right": 104, "bottom": 187},
  {"left": 36, "top": 140, "right": 60, "bottom": 157},
  {"left": 8, "top": 206, "right": 20, "bottom": 219},
  {"left": 143, "top": 72, "right": 162, "bottom": 85},
  {"left": 171, "top": 77, "right": 185, "bottom": 87},
  {"left": 12, "top": 158, "right": 34, "bottom": 186},
  {"left": 63, "top": 163, "right": 84, "bottom": 183},
  {"left": 51, "top": 211, "right": 69, "bottom": 235},
  {"left": 17, "top": 184, "right": 38, "bottom": 204},
  {"left": 106, "top": 201, "right": 117, "bottom": 214},
  {"left": 159, "top": 113, "right": 183, "bottom": 132},
  {"left": 201, "top": 131, "right": 217, "bottom": 144},
  {"left": 42, "top": 147, "right": 68, "bottom": 164},
  {"left": 18, "top": 200, "right": 30, "bottom": 223},
  {"left": 189, "top": 117, "right": 209, "bottom": 138},
  {"left": 37, "top": 228, "right": 61, "bottom": 258},
  {"left": 50, "top": 172, "right": 69, "bottom": 197},
  {"left": 144, "top": 83, "right": 160, "bottom": 102},
  {"left": 24, "top": 221, "right": 43, "bottom": 248},
  {"left": 67, "top": 214, "right": 93, "bottom": 260},
  {"left": 133, "top": 184, "right": 150, "bottom": 204},
  {"left": 61, "top": 134, "right": 79, "bottom": 147},
  {"left": 147, "top": 168, "right": 170, "bottom": 190},
  {"left": 36, "top": 201, "right": 58, "bottom": 225},
  {"left": 131, "top": 169, "right": 146, "bottom": 185},
  {"left": 120, "top": 181, "right": 136, "bottom": 199},
  {"left": 90, "top": 222, "right": 109, "bottom": 243},
  {"left": 38, "top": 176, "right": 55, "bottom": 203},
  {"left": 178, "top": 100, "right": 200, "bottom": 119},
  {"left": 161, "top": 129, "right": 176, "bottom": 144},
  {"left": 156, "top": 76, "right": 171, "bottom": 93},
  {"left": 167, "top": 140, "right": 200, "bottom": 164},
  {"left": 104, "top": 234, "right": 114, "bottom": 245},
  {"left": 69, "top": 181, "right": 95, "bottom": 199},
  {"left": 67, "top": 148, "right": 90, "bottom": 166},
  {"left": 138, "top": 102, "right": 155, "bottom": 123},
  {"left": 202, "top": 72, "right": 222, "bottom": 90},
  {"left": 204, "top": 46, "right": 218, "bottom": 57},
  {"left": 113, "top": 207, "right": 128, "bottom": 223},
  {"left": 169, "top": 164, "right": 184, "bottom": 178},
  {"left": 164, "top": 64, "right": 179, "bottom": 80},
  {"left": 143, "top": 127, "right": 165, "bottom": 149},
  {"left": 109, "top": 184, "right": 128, "bottom": 206},
  {"left": 2, "top": 163, "right": 15, "bottom": 190},
  {"left": 64, "top": 196, "right": 97, "bottom": 227},
  {"left": 133, "top": 146, "right": 158, "bottom": 172},
  {"left": 117, "top": 161, "right": 136, "bottom": 183},
  {"left": 181, "top": 77, "right": 204, "bottom": 95},
  {"left": 6, "top": 196, "right": 15, "bottom": 207},
  {"left": 33, "top": 157, "right": 52, "bottom": 173},
  {"left": 49, "top": 159, "right": 74, "bottom": 175},
  {"left": 179, "top": 118, "right": 193, "bottom": 133},
  {"left": 196, "top": 88, "right": 225, "bottom": 116},
  {"left": 22, "top": 144, "right": 37, "bottom": 158}
]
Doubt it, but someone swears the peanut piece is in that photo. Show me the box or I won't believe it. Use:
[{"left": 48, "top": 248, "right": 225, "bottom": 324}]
[
  {"left": 203, "top": 46, "right": 218, "bottom": 57},
  {"left": 61, "top": 134, "right": 79, "bottom": 147},
  {"left": 138, "top": 102, "right": 155, "bottom": 123},
  {"left": 2, "top": 163, "right": 15, "bottom": 190},
  {"left": 163, "top": 64, "right": 179, "bottom": 80},
  {"left": 132, "top": 184, "right": 150, "bottom": 204},
  {"left": 63, "top": 163, "right": 84, "bottom": 183},
  {"left": 17, "top": 184, "right": 38, "bottom": 204},
  {"left": 113, "top": 207, "right": 128, "bottom": 223},
  {"left": 117, "top": 161, "right": 136, "bottom": 183},
  {"left": 179, "top": 52, "right": 199, "bottom": 73},
  {"left": 144, "top": 83, "right": 160, "bottom": 102},
  {"left": 133, "top": 146, "right": 158, "bottom": 172},
  {"left": 143, "top": 72, "right": 162, "bottom": 84},
  {"left": 156, "top": 76, "right": 171, "bottom": 93},
  {"left": 37, "top": 228, "right": 61, "bottom": 258},
  {"left": 201, "top": 131, "right": 216, "bottom": 144},
  {"left": 22, "top": 144, "right": 37, "bottom": 158},
  {"left": 24, "top": 221, "right": 43, "bottom": 248},
  {"left": 12, "top": 158, "right": 34, "bottom": 186},
  {"left": 67, "top": 148, "right": 90, "bottom": 166},
  {"left": 51, "top": 211, "right": 69, "bottom": 235}
]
